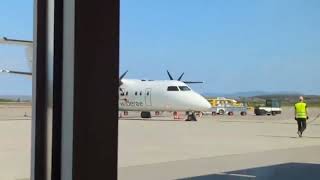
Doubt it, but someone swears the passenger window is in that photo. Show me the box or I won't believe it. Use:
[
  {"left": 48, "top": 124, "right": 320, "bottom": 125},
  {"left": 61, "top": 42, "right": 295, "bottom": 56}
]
[
  {"left": 179, "top": 86, "right": 191, "bottom": 91},
  {"left": 140, "top": 92, "right": 142, "bottom": 96},
  {"left": 147, "top": 92, "right": 150, "bottom": 96},
  {"left": 135, "top": 92, "right": 138, "bottom": 96},
  {"left": 126, "top": 92, "right": 128, "bottom": 96},
  {"left": 167, "top": 86, "right": 179, "bottom": 91}
]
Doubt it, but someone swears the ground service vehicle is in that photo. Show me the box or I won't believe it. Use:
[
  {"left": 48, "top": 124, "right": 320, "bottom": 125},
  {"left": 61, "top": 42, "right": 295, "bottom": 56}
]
[
  {"left": 206, "top": 97, "right": 247, "bottom": 116},
  {"left": 254, "top": 99, "right": 282, "bottom": 116}
]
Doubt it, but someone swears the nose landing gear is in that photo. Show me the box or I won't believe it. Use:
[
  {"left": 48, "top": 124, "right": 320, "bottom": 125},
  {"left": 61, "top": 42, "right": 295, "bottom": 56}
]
[{"left": 185, "top": 112, "right": 197, "bottom": 121}]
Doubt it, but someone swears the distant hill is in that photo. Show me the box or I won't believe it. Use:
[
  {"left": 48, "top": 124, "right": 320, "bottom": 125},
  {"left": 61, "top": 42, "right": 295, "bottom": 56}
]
[
  {"left": 0, "top": 95, "right": 32, "bottom": 102},
  {"left": 252, "top": 94, "right": 320, "bottom": 106},
  {"left": 202, "top": 91, "right": 320, "bottom": 107},
  {"left": 202, "top": 91, "right": 303, "bottom": 98}
]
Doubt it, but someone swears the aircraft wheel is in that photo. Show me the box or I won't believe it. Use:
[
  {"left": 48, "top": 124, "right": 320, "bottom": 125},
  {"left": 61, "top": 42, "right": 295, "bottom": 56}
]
[
  {"left": 218, "top": 109, "right": 225, "bottom": 115},
  {"left": 141, "top": 111, "right": 151, "bottom": 118},
  {"left": 186, "top": 113, "right": 197, "bottom": 121}
]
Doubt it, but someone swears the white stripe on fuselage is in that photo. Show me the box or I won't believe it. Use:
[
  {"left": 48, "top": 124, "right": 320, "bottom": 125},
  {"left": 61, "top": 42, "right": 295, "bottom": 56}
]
[{"left": 119, "top": 79, "right": 211, "bottom": 112}]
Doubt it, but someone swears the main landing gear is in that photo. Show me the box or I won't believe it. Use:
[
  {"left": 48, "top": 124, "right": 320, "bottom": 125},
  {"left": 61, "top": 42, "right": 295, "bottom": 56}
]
[
  {"left": 141, "top": 111, "right": 151, "bottom": 118},
  {"left": 185, "top": 112, "right": 197, "bottom": 121}
]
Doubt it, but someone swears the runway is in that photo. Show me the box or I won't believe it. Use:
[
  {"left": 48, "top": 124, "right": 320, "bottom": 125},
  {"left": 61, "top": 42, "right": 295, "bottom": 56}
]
[{"left": 1, "top": 104, "right": 320, "bottom": 179}]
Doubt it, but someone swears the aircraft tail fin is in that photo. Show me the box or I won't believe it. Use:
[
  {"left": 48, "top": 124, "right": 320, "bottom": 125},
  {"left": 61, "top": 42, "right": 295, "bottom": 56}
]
[{"left": 0, "top": 37, "right": 33, "bottom": 72}]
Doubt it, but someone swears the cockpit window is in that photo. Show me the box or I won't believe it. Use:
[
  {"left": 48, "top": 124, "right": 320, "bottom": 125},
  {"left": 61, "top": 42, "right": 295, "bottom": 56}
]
[
  {"left": 167, "top": 86, "right": 179, "bottom": 91},
  {"left": 179, "top": 86, "right": 191, "bottom": 91}
]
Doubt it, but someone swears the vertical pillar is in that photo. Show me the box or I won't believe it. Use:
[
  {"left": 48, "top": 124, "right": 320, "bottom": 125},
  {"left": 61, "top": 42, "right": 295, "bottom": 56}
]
[
  {"left": 71, "top": 0, "right": 119, "bottom": 178},
  {"left": 32, "top": 0, "right": 119, "bottom": 179},
  {"left": 31, "top": 0, "right": 48, "bottom": 179}
]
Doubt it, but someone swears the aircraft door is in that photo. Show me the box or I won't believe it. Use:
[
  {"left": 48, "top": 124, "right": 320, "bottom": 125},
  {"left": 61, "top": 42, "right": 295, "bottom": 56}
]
[{"left": 145, "top": 88, "right": 152, "bottom": 106}]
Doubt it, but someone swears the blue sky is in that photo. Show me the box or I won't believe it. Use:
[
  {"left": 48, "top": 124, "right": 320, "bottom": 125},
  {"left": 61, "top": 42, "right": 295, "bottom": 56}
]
[
  {"left": 0, "top": 0, "right": 33, "bottom": 95},
  {"left": 1, "top": 0, "right": 320, "bottom": 95}
]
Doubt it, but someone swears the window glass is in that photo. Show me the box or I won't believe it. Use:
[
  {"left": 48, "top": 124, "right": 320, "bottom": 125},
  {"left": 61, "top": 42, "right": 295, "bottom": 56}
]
[
  {"left": 167, "top": 86, "right": 179, "bottom": 91},
  {"left": 179, "top": 86, "right": 191, "bottom": 91},
  {"left": 0, "top": 1, "right": 33, "bottom": 178}
]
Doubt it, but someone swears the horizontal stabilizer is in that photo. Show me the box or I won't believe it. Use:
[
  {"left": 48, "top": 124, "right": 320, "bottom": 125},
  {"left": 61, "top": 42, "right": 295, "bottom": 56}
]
[
  {"left": 0, "top": 37, "right": 33, "bottom": 47},
  {"left": 0, "top": 69, "right": 32, "bottom": 76}
]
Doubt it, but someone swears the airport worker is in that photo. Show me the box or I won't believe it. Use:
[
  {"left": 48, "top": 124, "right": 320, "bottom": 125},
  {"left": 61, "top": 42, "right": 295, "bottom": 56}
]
[{"left": 295, "top": 96, "right": 309, "bottom": 137}]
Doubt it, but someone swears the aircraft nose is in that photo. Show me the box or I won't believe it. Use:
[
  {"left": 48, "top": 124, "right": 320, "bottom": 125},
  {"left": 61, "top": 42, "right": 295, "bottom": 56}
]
[
  {"left": 189, "top": 93, "right": 212, "bottom": 111},
  {"left": 199, "top": 97, "right": 212, "bottom": 111}
]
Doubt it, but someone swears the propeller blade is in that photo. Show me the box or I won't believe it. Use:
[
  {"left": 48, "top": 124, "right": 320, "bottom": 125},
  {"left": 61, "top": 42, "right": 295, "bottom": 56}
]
[
  {"left": 167, "top": 70, "right": 174, "bottom": 80},
  {"left": 166, "top": 70, "right": 204, "bottom": 84},
  {"left": 177, "top": 72, "right": 185, "bottom": 81},
  {"left": 119, "top": 70, "right": 128, "bottom": 86},
  {"left": 120, "top": 70, "right": 128, "bottom": 80},
  {"left": 183, "top": 81, "right": 204, "bottom": 84}
]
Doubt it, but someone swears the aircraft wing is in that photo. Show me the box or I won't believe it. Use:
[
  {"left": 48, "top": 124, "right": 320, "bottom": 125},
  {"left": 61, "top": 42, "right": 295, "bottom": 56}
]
[
  {"left": 0, "top": 69, "right": 32, "bottom": 76},
  {"left": 0, "top": 37, "right": 33, "bottom": 47}
]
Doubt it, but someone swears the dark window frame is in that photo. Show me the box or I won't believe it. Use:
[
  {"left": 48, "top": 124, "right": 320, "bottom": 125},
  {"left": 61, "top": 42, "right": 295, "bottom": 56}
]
[
  {"left": 167, "top": 86, "right": 180, "bottom": 91},
  {"left": 179, "top": 86, "right": 191, "bottom": 91}
]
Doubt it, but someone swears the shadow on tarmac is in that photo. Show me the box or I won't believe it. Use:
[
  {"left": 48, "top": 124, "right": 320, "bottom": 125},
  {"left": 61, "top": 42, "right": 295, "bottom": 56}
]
[
  {"left": 257, "top": 135, "right": 320, "bottom": 139},
  {"left": 0, "top": 118, "right": 31, "bottom": 121},
  {"left": 119, "top": 118, "right": 186, "bottom": 122},
  {"left": 218, "top": 120, "right": 265, "bottom": 124},
  {"left": 179, "top": 163, "right": 320, "bottom": 180},
  {"left": 257, "top": 135, "right": 298, "bottom": 139}
]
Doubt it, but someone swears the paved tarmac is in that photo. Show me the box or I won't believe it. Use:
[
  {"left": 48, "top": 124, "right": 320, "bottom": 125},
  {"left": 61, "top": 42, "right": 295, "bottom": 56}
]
[
  {"left": 1, "top": 104, "right": 320, "bottom": 179},
  {"left": 0, "top": 104, "right": 31, "bottom": 180},
  {"left": 118, "top": 107, "right": 320, "bottom": 179}
]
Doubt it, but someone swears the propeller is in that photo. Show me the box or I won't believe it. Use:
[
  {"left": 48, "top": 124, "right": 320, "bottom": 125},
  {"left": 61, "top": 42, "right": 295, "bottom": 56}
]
[
  {"left": 119, "top": 70, "right": 128, "bottom": 86},
  {"left": 177, "top": 72, "right": 184, "bottom": 81},
  {"left": 167, "top": 70, "right": 174, "bottom": 80},
  {"left": 166, "top": 70, "right": 203, "bottom": 84},
  {"left": 120, "top": 70, "right": 128, "bottom": 80}
]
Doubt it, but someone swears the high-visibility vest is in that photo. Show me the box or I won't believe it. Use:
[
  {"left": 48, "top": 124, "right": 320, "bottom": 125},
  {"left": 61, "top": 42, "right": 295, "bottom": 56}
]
[{"left": 295, "top": 102, "right": 307, "bottom": 119}]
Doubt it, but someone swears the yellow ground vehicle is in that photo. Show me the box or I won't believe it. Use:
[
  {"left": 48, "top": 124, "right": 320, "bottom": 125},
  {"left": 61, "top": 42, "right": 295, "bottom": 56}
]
[
  {"left": 207, "top": 97, "right": 243, "bottom": 107},
  {"left": 206, "top": 97, "right": 247, "bottom": 115}
]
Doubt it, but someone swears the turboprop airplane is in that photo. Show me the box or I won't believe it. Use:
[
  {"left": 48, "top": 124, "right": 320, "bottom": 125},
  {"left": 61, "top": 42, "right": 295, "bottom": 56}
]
[
  {"left": 119, "top": 77, "right": 211, "bottom": 121},
  {"left": 0, "top": 37, "right": 211, "bottom": 121}
]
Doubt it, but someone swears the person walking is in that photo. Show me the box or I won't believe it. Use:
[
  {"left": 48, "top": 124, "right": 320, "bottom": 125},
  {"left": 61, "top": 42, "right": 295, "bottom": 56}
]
[{"left": 295, "top": 96, "right": 309, "bottom": 137}]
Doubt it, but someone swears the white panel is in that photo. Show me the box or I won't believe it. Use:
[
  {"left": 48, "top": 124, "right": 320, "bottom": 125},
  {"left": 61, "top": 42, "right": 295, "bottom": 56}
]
[
  {"left": 61, "top": 0, "right": 75, "bottom": 179},
  {"left": 46, "top": 0, "right": 55, "bottom": 179}
]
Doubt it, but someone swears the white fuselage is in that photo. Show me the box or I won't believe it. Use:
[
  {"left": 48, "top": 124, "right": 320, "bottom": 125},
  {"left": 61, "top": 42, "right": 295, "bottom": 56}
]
[
  {"left": 119, "top": 79, "right": 211, "bottom": 112},
  {"left": 1, "top": 37, "right": 212, "bottom": 113}
]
